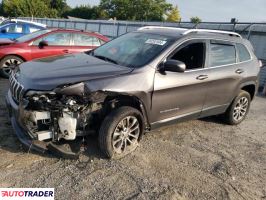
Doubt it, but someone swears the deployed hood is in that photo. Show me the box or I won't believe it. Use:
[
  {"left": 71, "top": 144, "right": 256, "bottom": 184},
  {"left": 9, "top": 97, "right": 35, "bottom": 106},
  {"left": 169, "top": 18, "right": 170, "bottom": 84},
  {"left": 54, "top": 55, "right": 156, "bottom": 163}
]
[
  {"left": 0, "top": 38, "right": 15, "bottom": 46},
  {"left": 18, "top": 53, "right": 133, "bottom": 91}
]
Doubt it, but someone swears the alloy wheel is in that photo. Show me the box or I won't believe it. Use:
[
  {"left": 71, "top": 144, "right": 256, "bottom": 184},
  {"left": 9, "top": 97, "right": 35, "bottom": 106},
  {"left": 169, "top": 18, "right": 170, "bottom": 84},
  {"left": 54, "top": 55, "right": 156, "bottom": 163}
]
[
  {"left": 2, "top": 58, "right": 22, "bottom": 75},
  {"left": 112, "top": 116, "right": 140, "bottom": 154},
  {"left": 233, "top": 97, "right": 249, "bottom": 122}
]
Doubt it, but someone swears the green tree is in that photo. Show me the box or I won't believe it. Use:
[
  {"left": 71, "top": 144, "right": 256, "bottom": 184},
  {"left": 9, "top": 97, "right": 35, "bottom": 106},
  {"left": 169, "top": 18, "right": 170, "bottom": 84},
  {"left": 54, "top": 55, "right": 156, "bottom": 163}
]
[
  {"left": 49, "top": 0, "right": 71, "bottom": 16},
  {"left": 99, "top": 0, "right": 173, "bottom": 21},
  {"left": 0, "top": 3, "right": 4, "bottom": 16},
  {"left": 190, "top": 16, "right": 202, "bottom": 24},
  {"left": 63, "top": 5, "right": 107, "bottom": 20},
  {"left": 2, "top": 0, "right": 58, "bottom": 17},
  {"left": 166, "top": 6, "right": 180, "bottom": 22}
]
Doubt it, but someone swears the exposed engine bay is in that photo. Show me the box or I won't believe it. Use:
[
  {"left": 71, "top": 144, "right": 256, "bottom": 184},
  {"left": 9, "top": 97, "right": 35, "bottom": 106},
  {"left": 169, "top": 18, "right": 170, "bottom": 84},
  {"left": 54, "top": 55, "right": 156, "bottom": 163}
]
[
  {"left": 23, "top": 91, "right": 106, "bottom": 139},
  {"left": 16, "top": 83, "right": 110, "bottom": 158}
]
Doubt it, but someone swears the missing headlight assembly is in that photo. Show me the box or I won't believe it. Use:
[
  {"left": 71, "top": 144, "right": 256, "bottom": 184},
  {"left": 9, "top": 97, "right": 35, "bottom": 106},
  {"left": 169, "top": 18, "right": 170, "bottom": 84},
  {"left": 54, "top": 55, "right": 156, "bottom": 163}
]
[{"left": 19, "top": 83, "right": 107, "bottom": 158}]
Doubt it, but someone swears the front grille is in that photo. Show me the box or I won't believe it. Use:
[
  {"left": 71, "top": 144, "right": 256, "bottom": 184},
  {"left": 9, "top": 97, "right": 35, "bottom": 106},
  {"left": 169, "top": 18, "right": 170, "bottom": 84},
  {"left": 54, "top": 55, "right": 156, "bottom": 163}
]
[{"left": 9, "top": 73, "right": 25, "bottom": 102}]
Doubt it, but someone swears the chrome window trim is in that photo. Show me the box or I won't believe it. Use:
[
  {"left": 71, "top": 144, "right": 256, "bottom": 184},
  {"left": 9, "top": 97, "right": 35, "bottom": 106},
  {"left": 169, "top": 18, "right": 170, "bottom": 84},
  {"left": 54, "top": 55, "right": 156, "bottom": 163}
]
[{"left": 156, "top": 37, "right": 254, "bottom": 73}]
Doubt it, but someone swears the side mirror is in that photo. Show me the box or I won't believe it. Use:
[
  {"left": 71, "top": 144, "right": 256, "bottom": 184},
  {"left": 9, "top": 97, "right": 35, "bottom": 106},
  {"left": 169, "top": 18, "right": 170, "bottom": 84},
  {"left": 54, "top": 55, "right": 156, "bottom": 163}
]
[
  {"left": 1, "top": 29, "right": 7, "bottom": 34},
  {"left": 162, "top": 59, "right": 186, "bottom": 73},
  {"left": 38, "top": 40, "right": 48, "bottom": 48}
]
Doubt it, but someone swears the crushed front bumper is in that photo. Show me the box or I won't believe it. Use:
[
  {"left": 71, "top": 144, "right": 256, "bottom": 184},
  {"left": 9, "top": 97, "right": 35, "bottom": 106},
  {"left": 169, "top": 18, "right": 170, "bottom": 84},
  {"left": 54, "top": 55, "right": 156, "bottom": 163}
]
[
  {"left": 5, "top": 90, "right": 80, "bottom": 159},
  {"left": 6, "top": 90, "right": 49, "bottom": 154}
]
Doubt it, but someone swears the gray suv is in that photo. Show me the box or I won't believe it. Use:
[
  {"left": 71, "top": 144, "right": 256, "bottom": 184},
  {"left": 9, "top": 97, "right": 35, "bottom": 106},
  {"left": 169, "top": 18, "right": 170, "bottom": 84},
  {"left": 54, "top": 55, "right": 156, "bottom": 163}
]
[{"left": 6, "top": 27, "right": 261, "bottom": 159}]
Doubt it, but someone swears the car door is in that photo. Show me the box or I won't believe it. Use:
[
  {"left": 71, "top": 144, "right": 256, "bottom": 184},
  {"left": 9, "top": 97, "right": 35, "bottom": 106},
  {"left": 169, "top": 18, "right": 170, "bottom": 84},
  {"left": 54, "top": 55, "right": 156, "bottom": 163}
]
[
  {"left": 69, "top": 33, "right": 102, "bottom": 53},
  {"left": 30, "top": 32, "right": 72, "bottom": 60},
  {"left": 151, "top": 39, "right": 209, "bottom": 125},
  {"left": 200, "top": 40, "right": 246, "bottom": 117}
]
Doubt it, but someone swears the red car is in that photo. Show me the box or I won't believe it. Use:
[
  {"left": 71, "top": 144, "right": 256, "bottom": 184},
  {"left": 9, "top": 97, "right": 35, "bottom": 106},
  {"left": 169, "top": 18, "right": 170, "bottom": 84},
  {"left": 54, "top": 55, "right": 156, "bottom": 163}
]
[{"left": 0, "top": 29, "right": 109, "bottom": 78}]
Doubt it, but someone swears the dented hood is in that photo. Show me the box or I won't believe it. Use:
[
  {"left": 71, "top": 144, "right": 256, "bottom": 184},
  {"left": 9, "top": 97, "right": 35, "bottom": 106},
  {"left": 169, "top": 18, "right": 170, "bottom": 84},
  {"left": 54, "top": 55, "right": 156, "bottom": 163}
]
[{"left": 18, "top": 53, "right": 133, "bottom": 91}]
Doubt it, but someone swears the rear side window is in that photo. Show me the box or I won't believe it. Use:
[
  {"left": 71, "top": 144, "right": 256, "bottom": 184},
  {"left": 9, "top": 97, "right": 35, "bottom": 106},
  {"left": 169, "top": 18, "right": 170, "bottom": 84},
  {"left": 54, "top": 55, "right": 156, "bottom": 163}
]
[
  {"left": 209, "top": 43, "right": 236, "bottom": 67},
  {"left": 73, "top": 34, "right": 101, "bottom": 46},
  {"left": 236, "top": 43, "right": 251, "bottom": 62}
]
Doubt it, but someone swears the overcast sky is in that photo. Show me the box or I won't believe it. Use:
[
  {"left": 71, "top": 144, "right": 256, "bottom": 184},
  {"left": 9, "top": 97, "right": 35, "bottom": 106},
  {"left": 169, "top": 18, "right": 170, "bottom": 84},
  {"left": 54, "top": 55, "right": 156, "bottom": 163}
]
[{"left": 67, "top": 0, "right": 266, "bottom": 22}]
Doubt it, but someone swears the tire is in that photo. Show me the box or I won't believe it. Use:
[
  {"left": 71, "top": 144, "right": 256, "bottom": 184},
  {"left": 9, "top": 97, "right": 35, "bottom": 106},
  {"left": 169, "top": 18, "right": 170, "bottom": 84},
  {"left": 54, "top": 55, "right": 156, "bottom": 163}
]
[
  {"left": 222, "top": 90, "right": 251, "bottom": 125},
  {"left": 98, "top": 106, "right": 144, "bottom": 159},
  {"left": 0, "top": 55, "right": 24, "bottom": 78}
]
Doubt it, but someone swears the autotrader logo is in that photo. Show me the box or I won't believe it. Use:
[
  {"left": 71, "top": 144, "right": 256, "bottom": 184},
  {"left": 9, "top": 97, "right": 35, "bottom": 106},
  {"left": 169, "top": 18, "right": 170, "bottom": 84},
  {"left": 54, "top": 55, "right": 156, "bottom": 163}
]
[{"left": 0, "top": 188, "right": 54, "bottom": 200}]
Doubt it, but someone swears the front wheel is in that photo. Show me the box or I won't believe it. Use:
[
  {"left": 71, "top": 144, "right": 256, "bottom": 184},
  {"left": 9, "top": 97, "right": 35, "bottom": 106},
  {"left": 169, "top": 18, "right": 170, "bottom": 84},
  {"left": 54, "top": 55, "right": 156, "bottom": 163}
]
[
  {"left": 222, "top": 90, "right": 251, "bottom": 125},
  {"left": 98, "top": 106, "right": 144, "bottom": 159},
  {"left": 0, "top": 56, "right": 24, "bottom": 78}
]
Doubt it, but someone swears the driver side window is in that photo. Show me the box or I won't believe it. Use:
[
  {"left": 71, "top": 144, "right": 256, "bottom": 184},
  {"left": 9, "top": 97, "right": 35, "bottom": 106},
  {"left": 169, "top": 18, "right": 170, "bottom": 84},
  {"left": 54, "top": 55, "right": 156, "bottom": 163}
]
[
  {"left": 169, "top": 41, "right": 206, "bottom": 71},
  {"left": 33, "top": 32, "right": 71, "bottom": 46}
]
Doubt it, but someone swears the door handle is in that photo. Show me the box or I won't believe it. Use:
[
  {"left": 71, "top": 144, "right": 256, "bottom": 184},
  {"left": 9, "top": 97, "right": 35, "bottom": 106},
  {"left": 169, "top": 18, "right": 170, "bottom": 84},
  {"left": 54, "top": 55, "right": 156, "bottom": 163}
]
[
  {"left": 235, "top": 69, "right": 244, "bottom": 74},
  {"left": 63, "top": 50, "right": 69, "bottom": 53},
  {"left": 196, "top": 75, "right": 208, "bottom": 80}
]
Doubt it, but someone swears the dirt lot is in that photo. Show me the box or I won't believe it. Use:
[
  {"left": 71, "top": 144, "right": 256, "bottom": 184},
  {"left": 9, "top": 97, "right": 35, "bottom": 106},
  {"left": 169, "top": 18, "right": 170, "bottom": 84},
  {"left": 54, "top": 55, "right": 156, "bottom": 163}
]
[{"left": 0, "top": 78, "right": 265, "bottom": 200}]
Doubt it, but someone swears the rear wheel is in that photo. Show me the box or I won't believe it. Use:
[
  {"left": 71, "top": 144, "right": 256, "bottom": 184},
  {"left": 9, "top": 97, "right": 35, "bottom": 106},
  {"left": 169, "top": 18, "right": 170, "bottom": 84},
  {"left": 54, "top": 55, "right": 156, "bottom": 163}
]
[
  {"left": 0, "top": 56, "right": 24, "bottom": 78},
  {"left": 222, "top": 90, "right": 251, "bottom": 125},
  {"left": 98, "top": 106, "right": 143, "bottom": 159}
]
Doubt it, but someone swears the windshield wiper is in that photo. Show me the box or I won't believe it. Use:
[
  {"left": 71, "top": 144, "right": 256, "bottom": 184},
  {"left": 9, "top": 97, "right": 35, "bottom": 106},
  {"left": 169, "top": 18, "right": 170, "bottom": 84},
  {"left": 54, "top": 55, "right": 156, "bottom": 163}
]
[{"left": 94, "top": 55, "right": 118, "bottom": 65}]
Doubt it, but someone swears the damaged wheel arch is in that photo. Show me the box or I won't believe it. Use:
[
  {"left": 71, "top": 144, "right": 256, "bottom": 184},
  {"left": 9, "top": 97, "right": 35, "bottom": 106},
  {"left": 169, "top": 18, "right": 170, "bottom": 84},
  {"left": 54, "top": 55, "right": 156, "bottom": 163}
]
[{"left": 100, "top": 93, "right": 150, "bottom": 133}]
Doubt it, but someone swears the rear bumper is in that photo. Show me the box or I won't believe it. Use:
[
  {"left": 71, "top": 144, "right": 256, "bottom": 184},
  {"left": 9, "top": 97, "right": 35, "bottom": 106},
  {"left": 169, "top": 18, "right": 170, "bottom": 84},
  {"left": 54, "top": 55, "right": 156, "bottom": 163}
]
[{"left": 5, "top": 90, "right": 48, "bottom": 154}]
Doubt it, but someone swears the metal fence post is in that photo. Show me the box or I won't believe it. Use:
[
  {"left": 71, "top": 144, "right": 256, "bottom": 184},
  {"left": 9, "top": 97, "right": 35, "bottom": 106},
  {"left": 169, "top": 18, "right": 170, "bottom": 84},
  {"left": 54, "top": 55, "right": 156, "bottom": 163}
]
[
  {"left": 98, "top": 22, "right": 102, "bottom": 33},
  {"left": 248, "top": 24, "right": 255, "bottom": 39},
  {"left": 232, "top": 23, "right": 236, "bottom": 31},
  {"left": 126, "top": 22, "right": 128, "bottom": 33},
  {"left": 85, "top": 22, "right": 88, "bottom": 31},
  {"left": 116, "top": 22, "right": 120, "bottom": 37}
]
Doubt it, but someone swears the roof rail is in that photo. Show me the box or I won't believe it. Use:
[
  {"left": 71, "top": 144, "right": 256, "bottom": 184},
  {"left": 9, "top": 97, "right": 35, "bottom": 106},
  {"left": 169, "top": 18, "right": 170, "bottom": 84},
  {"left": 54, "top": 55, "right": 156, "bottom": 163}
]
[
  {"left": 183, "top": 29, "right": 242, "bottom": 38},
  {"left": 138, "top": 26, "right": 242, "bottom": 38},
  {"left": 138, "top": 26, "right": 188, "bottom": 32}
]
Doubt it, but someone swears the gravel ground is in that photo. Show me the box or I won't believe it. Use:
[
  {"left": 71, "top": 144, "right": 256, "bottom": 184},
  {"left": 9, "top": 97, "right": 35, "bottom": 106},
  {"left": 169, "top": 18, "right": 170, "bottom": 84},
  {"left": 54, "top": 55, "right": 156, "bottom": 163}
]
[{"left": 0, "top": 78, "right": 266, "bottom": 200}]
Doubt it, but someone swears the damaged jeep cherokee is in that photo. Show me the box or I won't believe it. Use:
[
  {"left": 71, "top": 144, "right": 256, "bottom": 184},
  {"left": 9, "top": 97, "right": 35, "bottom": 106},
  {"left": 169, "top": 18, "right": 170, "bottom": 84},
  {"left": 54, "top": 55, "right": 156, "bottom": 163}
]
[{"left": 6, "top": 27, "right": 260, "bottom": 159}]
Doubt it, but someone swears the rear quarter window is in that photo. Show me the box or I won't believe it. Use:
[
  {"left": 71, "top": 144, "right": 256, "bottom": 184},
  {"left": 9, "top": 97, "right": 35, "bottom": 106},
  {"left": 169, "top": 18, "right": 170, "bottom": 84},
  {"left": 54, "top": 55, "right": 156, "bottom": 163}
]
[
  {"left": 73, "top": 33, "right": 101, "bottom": 46},
  {"left": 236, "top": 43, "right": 251, "bottom": 62},
  {"left": 209, "top": 43, "right": 236, "bottom": 67}
]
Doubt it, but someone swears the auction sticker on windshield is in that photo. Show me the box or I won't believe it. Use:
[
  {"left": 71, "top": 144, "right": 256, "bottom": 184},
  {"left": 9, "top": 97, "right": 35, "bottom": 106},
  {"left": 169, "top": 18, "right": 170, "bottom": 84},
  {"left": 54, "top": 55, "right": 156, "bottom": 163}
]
[
  {"left": 145, "top": 39, "right": 167, "bottom": 46},
  {"left": 0, "top": 188, "right": 54, "bottom": 200}
]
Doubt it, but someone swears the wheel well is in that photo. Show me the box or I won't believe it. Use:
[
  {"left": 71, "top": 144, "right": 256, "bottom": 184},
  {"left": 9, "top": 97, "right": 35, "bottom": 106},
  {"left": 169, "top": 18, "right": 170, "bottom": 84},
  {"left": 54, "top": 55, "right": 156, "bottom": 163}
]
[
  {"left": 105, "top": 95, "right": 142, "bottom": 115},
  {"left": 241, "top": 85, "right": 256, "bottom": 100},
  {"left": 1, "top": 54, "right": 26, "bottom": 62},
  {"left": 103, "top": 95, "right": 149, "bottom": 129}
]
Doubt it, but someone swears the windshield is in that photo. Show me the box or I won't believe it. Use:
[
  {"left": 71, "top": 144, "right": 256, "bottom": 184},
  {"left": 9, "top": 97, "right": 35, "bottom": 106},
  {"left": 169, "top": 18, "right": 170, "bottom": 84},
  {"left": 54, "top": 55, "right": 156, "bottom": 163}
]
[
  {"left": 92, "top": 32, "right": 175, "bottom": 68},
  {"left": 15, "top": 29, "right": 51, "bottom": 42}
]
